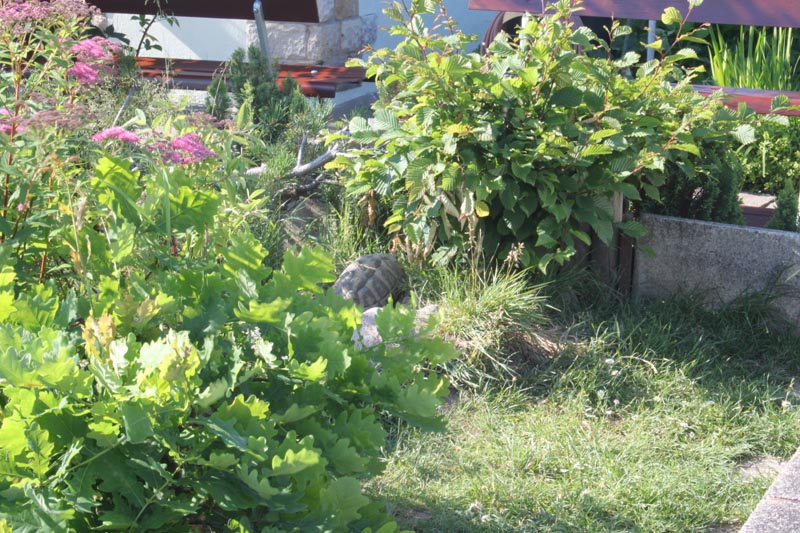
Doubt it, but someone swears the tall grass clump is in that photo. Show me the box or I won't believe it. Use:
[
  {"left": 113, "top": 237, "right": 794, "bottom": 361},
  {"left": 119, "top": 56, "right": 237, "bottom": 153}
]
[
  {"left": 416, "top": 266, "right": 549, "bottom": 387},
  {"left": 314, "top": 200, "right": 389, "bottom": 271},
  {"left": 707, "top": 25, "right": 800, "bottom": 91}
]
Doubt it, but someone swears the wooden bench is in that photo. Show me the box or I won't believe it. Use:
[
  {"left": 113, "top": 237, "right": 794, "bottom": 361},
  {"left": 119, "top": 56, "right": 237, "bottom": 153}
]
[
  {"left": 470, "top": 0, "right": 800, "bottom": 116},
  {"left": 90, "top": 0, "right": 366, "bottom": 98}
]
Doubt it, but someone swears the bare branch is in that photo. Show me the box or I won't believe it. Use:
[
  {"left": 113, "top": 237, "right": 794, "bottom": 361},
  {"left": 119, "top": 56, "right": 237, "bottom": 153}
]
[
  {"left": 296, "top": 135, "right": 308, "bottom": 167},
  {"left": 285, "top": 143, "right": 340, "bottom": 180}
]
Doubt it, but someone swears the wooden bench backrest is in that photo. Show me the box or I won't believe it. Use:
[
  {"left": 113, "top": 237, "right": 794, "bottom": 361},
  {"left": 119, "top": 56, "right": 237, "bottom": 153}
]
[
  {"left": 89, "top": 0, "right": 320, "bottom": 23},
  {"left": 468, "top": 0, "right": 800, "bottom": 29}
]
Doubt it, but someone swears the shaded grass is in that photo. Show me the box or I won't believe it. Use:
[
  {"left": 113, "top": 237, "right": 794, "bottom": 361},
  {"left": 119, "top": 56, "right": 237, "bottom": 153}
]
[{"left": 370, "top": 294, "right": 800, "bottom": 532}]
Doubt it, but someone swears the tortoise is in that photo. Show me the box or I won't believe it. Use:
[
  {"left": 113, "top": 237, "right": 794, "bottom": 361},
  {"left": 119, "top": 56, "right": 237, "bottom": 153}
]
[{"left": 333, "top": 254, "right": 407, "bottom": 309}]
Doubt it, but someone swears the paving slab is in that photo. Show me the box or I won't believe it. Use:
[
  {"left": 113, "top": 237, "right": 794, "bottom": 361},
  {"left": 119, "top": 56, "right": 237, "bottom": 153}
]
[{"left": 741, "top": 447, "right": 800, "bottom": 532}]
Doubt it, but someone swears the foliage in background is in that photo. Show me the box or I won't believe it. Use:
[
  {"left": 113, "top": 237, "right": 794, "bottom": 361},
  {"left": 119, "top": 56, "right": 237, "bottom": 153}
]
[
  {"left": 765, "top": 179, "right": 800, "bottom": 231},
  {"left": 330, "top": 0, "right": 755, "bottom": 273},
  {"left": 640, "top": 139, "right": 745, "bottom": 223},
  {"left": 738, "top": 117, "right": 800, "bottom": 194},
  {"left": 0, "top": 2, "right": 455, "bottom": 530},
  {"left": 227, "top": 45, "right": 312, "bottom": 143},
  {"left": 705, "top": 23, "right": 800, "bottom": 197},
  {"left": 707, "top": 25, "right": 800, "bottom": 92},
  {"left": 205, "top": 73, "right": 232, "bottom": 120}
]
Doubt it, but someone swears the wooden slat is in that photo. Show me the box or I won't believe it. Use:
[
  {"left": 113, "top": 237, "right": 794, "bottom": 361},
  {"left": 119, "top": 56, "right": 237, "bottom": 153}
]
[
  {"left": 691, "top": 85, "right": 800, "bottom": 116},
  {"left": 89, "top": 0, "right": 320, "bottom": 23},
  {"left": 468, "top": 0, "right": 800, "bottom": 28}
]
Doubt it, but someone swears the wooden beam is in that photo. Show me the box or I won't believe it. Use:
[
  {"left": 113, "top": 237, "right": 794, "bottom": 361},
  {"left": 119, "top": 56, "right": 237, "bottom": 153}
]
[
  {"left": 90, "top": 0, "right": 320, "bottom": 23},
  {"left": 468, "top": 0, "right": 800, "bottom": 29}
]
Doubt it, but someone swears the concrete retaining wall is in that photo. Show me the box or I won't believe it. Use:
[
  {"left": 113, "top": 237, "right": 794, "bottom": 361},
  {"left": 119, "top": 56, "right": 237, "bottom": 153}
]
[{"left": 633, "top": 214, "right": 800, "bottom": 323}]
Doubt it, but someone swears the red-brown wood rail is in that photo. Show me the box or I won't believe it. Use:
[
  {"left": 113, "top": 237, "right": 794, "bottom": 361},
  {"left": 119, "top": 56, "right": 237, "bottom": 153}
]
[
  {"left": 134, "top": 57, "right": 367, "bottom": 98},
  {"left": 691, "top": 85, "right": 800, "bottom": 116}
]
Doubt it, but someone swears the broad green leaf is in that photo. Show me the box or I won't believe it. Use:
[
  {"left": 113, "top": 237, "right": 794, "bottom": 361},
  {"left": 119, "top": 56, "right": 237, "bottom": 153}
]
[
  {"left": 169, "top": 186, "right": 221, "bottom": 231},
  {"left": 661, "top": 7, "right": 682, "bottom": 25},
  {"left": 589, "top": 129, "right": 619, "bottom": 142},
  {"left": 290, "top": 357, "right": 328, "bottom": 382},
  {"left": 731, "top": 124, "right": 756, "bottom": 146},
  {"left": 579, "top": 145, "right": 614, "bottom": 158},
  {"left": 318, "top": 477, "right": 370, "bottom": 527},
  {"left": 121, "top": 401, "right": 153, "bottom": 444},
  {"left": 372, "top": 108, "right": 400, "bottom": 131},
  {"left": 550, "top": 87, "right": 583, "bottom": 107},
  {"left": 23, "top": 485, "right": 73, "bottom": 533},
  {"left": 237, "top": 464, "right": 279, "bottom": 498},
  {"left": 269, "top": 448, "right": 320, "bottom": 477},
  {"left": 277, "top": 247, "right": 337, "bottom": 294},
  {"left": 617, "top": 220, "right": 648, "bottom": 238},
  {"left": 592, "top": 218, "right": 614, "bottom": 245},
  {"left": 327, "top": 438, "right": 368, "bottom": 474},
  {"left": 668, "top": 143, "right": 701, "bottom": 156},
  {"left": 92, "top": 157, "right": 142, "bottom": 224},
  {"left": 206, "top": 452, "right": 238, "bottom": 469},
  {"left": 222, "top": 231, "right": 270, "bottom": 283},
  {"left": 234, "top": 298, "right": 291, "bottom": 324},
  {"left": 274, "top": 403, "right": 320, "bottom": 424}
]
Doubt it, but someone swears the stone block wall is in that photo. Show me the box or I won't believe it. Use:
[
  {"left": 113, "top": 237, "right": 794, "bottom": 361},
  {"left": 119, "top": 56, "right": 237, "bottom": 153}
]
[{"left": 249, "top": 0, "right": 376, "bottom": 66}]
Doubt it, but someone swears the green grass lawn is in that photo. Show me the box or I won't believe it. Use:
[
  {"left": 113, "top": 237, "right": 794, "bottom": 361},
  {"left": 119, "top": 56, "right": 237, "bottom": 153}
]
[{"left": 369, "top": 294, "right": 800, "bottom": 532}]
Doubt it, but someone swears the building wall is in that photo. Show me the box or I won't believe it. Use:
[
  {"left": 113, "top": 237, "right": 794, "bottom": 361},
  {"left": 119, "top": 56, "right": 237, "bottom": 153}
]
[
  {"left": 103, "top": 1, "right": 498, "bottom": 63},
  {"left": 361, "top": 1, "right": 497, "bottom": 51}
]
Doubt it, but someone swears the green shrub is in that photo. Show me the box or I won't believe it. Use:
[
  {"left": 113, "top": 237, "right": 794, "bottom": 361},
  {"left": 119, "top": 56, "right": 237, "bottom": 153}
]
[
  {"left": 228, "top": 45, "right": 311, "bottom": 142},
  {"left": 205, "top": 73, "right": 232, "bottom": 120},
  {"left": 738, "top": 117, "right": 800, "bottom": 194},
  {"left": 707, "top": 25, "right": 800, "bottom": 92},
  {"left": 641, "top": 139, "right": 745, "bottom": 224},
  {"left": 765, "top": 180, "right": 799, "bottom": 231},
  {"left": 330, "top": 0, "right": 755, "bottom": 273}
]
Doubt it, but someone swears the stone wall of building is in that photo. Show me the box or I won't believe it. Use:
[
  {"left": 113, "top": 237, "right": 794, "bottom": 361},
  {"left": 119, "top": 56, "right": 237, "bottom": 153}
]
[
  {"left": 249, "top": 0, "right": 376, "bottom": 65},
  {"left": 106, "top": 0, "right": 375, "bottom": 65}
]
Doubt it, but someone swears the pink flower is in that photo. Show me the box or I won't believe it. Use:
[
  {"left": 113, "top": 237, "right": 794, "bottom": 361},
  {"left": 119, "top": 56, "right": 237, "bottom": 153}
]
[
  {"left": 71, "top": 36, "right": 120, "bottom": 62},
  {"left": 72, "top": 38, "right": 105, "bottom": 59},
  {"left": 16, "top": 203, "right": 25, "bottom": 213},
  {"left": 67, "top": 62, "right": 99, "bottom": 84},
  {"left": 170, "top": 133, "right": 218, "bottom": 164},
  {"left": 92, "top": 127, "right": 139, "bottom": 143},
  {"left": 147, "top": 133, "right": 218, "bottom": 165},
  {"left": 0, "top": 0, "right": 96, "bottom": 36},
  {"left": 0, "top": 107, "right": 26, "bottom": 135}
]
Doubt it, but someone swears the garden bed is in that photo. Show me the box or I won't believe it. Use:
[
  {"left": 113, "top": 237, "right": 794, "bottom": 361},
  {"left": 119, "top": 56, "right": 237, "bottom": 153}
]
[{"left": 634, "top": 214, "right": 800, "bottom": 325}]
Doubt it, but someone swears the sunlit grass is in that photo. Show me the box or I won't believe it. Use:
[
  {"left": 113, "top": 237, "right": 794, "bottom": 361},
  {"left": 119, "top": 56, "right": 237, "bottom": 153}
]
[{"left": 370, "top": 294, "right": 800, "bottom": 532}]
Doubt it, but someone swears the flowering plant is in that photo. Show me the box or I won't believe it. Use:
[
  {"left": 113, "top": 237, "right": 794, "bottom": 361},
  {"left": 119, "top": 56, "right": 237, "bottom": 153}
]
[
  {"left": 0, "top": 0, "right": 121, "bottom": 284},
  {"left": 0, "top": 3, "right": 455, "bottom": 531}
]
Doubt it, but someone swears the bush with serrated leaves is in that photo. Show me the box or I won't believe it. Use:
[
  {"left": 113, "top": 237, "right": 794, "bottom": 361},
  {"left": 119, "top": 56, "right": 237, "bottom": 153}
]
[{"left": 329, "top": 0, "right": 756, "bottom": 272}]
